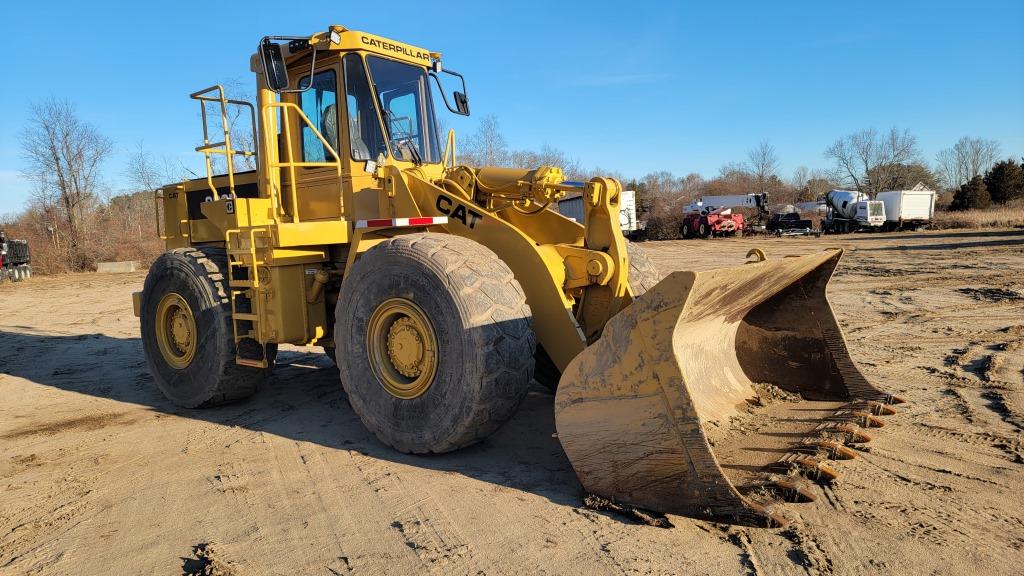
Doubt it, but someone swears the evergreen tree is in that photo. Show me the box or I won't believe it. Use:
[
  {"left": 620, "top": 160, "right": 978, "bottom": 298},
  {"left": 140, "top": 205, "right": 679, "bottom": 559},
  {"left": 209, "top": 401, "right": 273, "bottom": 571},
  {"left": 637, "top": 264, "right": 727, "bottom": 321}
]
[
  {"left": 949, "top": 175, "right": 991, "bottom": 210},
  {"left": 982, "top": 159, "right": 1024, "bottom": 204}
]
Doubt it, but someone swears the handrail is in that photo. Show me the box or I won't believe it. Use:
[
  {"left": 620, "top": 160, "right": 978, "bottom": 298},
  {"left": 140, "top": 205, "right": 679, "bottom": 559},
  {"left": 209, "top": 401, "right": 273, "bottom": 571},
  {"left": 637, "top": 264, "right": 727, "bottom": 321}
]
[
  {"left": 153, "top": 189, "right": 164, "bottom": 240},
  {"left": 443, "top": 128, "right": 456, "bottom": 169},
  {"left": 190, "top": 85, "right": 258, "bottom": 200},
  {"left": 264, "top": 101, "right": 342, "bottom": 223}
]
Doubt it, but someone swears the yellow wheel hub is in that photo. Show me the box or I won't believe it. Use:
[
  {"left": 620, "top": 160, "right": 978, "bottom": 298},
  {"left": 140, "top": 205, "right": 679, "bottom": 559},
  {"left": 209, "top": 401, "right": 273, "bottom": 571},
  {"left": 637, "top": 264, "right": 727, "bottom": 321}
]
[
  {"left": 155, "top": 292, "right": 197, "bottom": 369},
  {"left": 367, "top": 298, "right": 437, "bottom": 399}
]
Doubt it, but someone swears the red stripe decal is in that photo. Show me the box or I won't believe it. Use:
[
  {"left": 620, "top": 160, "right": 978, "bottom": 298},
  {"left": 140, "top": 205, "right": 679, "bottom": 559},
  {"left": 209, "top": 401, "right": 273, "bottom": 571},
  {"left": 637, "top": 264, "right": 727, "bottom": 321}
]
[{"left": 408, "top": 217, "right": 439, "bottom": 226}]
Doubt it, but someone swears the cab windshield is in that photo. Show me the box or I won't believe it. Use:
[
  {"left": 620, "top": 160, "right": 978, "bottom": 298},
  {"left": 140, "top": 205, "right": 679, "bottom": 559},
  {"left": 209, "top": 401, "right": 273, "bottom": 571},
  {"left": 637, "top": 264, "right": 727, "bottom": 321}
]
[{"left": 366, "top": 56, "right": 441, "bottom": 163}]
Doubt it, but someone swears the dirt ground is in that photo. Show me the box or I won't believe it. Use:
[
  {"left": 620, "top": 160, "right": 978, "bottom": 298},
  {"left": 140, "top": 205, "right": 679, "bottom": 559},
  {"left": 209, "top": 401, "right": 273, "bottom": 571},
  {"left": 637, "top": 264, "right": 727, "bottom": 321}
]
[{"left": 2, "top": 228, "right": 1023, "bottom": 575}]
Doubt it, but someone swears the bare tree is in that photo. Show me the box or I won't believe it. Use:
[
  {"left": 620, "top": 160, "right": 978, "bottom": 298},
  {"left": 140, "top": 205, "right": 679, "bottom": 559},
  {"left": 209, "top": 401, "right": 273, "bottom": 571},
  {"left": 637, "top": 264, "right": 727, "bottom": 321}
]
[
  {"left": 790, "top": 166, "right": 810, "bottom": 191},
  {"left": 935, "top": 136, "right": 1001, "bottom": 190},
  {"left": 461, "top": 114, "right": 509, "bottom": 167},
  {"left": 20, "top": 99, "right": 112, "bottom": 259},
  {"left": 824, "top": 127, "right": 920, "bottom": 194},
  {"left": 124, "top": 142, "right": 190, "bottom": 192},
  {"left": 125, "top": 143, "right": 163, "bottom": 193},
  {"left": 747, "top": 140, "right": 779, "bottom": 194}
]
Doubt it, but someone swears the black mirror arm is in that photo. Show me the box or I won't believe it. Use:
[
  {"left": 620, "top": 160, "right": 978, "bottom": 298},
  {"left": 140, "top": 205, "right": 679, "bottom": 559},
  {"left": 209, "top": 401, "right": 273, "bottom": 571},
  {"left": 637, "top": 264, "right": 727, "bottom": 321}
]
[{"left": 429, "top": 70, "right": 470, "bottom": 116}]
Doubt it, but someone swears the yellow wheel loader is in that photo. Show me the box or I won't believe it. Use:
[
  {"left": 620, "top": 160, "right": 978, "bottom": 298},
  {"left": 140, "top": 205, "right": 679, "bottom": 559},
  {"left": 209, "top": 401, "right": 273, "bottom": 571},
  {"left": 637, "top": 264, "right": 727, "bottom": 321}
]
[{"left": 134, "top": 25, "right": 903, "bottom": 527}]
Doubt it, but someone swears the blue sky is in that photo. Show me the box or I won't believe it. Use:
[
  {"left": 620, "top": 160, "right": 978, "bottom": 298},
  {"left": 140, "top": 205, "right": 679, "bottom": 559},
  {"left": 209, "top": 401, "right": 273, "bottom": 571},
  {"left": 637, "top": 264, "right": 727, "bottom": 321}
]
[{"left": 2, "top": 0, "right": 1022, "bottom": 211}]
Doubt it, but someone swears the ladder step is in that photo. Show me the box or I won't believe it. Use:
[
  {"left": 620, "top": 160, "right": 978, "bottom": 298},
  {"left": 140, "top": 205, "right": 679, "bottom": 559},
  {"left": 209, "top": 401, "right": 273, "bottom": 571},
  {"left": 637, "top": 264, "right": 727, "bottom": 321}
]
[
  {"left": 233, "top": 313, "right": 259, "bottom": 321},
  {"left": 236, "top": 357, "right": 268, "bottom": 368},
  {"left": 229, "top": 280, "right": 254, "bottom": 288}
]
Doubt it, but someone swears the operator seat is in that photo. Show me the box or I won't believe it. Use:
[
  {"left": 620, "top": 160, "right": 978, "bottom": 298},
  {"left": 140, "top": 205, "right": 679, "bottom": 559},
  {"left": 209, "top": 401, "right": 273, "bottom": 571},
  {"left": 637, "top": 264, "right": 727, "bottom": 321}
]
[{"left": 321, "top": 104, "right": 371, "bottom": 161}]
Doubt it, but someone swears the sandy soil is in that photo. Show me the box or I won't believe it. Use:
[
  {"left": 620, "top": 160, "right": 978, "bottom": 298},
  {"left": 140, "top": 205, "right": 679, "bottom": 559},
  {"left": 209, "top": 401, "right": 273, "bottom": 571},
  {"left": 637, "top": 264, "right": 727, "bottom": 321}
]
[{"left": 2, "top": 228, "right": 1023, "bottom": 575}]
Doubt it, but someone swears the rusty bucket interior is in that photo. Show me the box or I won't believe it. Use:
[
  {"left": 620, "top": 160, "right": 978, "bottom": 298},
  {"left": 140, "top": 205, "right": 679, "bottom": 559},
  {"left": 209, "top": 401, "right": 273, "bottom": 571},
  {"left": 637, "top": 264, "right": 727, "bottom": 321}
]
[{"left": 554, "top": 249, "right": 903, "bottom": 527}]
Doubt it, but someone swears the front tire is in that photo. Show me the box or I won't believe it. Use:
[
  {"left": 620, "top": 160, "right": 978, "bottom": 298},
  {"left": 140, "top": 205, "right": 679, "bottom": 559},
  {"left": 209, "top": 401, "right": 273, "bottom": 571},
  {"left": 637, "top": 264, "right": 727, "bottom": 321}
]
[
  {"left": 335, "top": 233, "right": 536, "bottom": 453},
  {"left": 141, "top": 247, "right": 274, "bottom": 408}
]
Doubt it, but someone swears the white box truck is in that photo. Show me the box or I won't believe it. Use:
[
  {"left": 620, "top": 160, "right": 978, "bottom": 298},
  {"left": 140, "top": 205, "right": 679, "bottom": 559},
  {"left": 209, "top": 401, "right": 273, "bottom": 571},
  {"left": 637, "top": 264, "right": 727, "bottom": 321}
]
[
  {"left": 876, "top": 189, "right": 936, "bottom": 231},
  {"left": 557, "top": 190, "right": 639, "bottom": 235}
]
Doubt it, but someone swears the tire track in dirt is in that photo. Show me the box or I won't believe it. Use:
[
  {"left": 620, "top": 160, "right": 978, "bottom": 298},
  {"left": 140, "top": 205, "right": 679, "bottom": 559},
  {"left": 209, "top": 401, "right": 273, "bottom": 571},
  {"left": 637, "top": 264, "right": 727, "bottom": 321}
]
[
  {"left": 343, "top": 450, "right": 482, "bottom": 575},
  {"left": 271, "top": 438, "right": 427, "bottom": 574}
]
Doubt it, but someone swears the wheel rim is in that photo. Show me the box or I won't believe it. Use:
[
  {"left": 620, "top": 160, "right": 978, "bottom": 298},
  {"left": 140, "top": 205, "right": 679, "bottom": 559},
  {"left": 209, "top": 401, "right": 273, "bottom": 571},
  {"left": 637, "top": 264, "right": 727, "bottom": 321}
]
[
  {"left": 367, "top": 298, "right": 438, "bottom": 400},
  {"left": 155, "top": 292, "right": 197, "bottom": 369}
]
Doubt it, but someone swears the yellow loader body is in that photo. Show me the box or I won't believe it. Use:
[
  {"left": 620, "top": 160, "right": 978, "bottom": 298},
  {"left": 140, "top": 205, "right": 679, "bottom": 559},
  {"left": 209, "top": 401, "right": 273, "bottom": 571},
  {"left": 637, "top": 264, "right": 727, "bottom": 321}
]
[{"left": 137, "top": 24, "right": 902, "bottom": 527}]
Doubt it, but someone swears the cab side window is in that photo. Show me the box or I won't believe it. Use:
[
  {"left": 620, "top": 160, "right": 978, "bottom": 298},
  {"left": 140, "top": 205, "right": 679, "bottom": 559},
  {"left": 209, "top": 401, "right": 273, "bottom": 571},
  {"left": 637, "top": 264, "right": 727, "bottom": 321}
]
[
  {"left": 299, "top": 70, "right": 338, "bottom": 163},
  {"left": 343, "top": 54, "right": 387, "bottom": 162}
]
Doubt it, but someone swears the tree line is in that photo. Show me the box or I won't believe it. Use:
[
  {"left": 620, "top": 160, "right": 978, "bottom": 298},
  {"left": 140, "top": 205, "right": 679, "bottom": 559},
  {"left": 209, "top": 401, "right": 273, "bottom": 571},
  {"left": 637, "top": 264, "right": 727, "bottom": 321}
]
[
  {"left": 458, "top": 117, "right": 1022, "bottom": 237},
  {"left": 3, "top": 100, "right": 193, "bottom": 273},
  {"left": 3, "top": 102, "right": 1021, "bottom": 273}
]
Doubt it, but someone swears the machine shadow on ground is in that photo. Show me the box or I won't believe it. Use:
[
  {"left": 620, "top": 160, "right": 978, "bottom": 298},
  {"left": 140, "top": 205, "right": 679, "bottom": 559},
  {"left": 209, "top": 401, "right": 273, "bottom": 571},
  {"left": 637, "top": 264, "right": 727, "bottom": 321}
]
[{"left": 0, "top": 329, "right": 583, "bottom": 509}]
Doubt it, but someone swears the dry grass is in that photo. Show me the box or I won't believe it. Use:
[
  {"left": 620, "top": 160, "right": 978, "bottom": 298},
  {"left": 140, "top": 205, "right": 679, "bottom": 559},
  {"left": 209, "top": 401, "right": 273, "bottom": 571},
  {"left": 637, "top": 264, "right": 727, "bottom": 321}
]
[{"left": 932, "top": 199, "right": 1024, "bottom": 230}]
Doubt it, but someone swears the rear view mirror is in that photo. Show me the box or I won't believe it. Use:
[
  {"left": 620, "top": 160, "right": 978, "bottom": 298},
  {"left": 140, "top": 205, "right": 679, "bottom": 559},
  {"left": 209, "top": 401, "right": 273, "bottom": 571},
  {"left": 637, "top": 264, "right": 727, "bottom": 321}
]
[
  {"left": 430, "top": 68, "right": 471, "bottom": 117},
  {"left": 260, "top": 38, "right": 289, "bottom": 92},
  {"left": 453, "top": 91, "right": 470, "bottom": 115}
]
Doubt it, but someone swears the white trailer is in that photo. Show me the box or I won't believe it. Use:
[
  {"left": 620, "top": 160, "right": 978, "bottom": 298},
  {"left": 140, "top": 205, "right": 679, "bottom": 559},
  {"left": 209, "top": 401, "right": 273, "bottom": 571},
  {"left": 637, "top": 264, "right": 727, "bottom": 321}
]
[
  {"left": 557, "top": 190, "right": 639, "bottom": 234},
  {"left": 876, "top": 189, "right": 936, "bottom": 231},
  {"left": 690, "top": 194, "right": 768, "bottom": 210}
]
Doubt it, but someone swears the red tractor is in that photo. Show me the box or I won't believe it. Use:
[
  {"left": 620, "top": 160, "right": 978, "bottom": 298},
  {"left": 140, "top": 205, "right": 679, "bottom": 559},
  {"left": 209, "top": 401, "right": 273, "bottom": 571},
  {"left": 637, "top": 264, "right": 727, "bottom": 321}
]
[{"left": 680, "top": 206, "right": 745, "bottom": 238}]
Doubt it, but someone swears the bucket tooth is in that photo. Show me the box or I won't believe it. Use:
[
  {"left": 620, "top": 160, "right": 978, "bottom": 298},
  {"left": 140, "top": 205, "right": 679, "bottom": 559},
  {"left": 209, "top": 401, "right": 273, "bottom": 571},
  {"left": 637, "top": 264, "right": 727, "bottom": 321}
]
[
  {"left": 747, "top": 503, "right": 791, "bottom": 528},
  {"left": 867, "top": 401, "right": 898, "bottom": 416},
  {"left": 885, "top": 393, "right": 907, "bottom": 405},
  {"left": 834, "top": 424, "right": 873, "bottom": 444},
  {"left": 555, "top": 249, "right": 900, "bottom": 525},
  {"left": 849, "top": 411, "right": 886, "bottom": 428},
  {"left": 768, "top": 477, "right": 818, "bottom": 503},
  {"left": 744, "top": 476, "right": 818, "bottom": 503},
  {"left": 803, "top": 439, "right": 858, "bottom": 460},
  {"left": 785, "top": 456, "right": 840, "bottom": 482}
]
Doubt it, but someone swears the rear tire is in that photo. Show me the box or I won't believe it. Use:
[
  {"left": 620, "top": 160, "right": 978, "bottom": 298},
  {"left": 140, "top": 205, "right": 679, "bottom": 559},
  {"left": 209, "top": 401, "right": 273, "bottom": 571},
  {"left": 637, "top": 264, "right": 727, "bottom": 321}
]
[
  {"left": 335, "top": 233, "right": 536, "bottom": 453},
  {"left": 698, "top": 222, "right": 709, "bottom": 238},
  {"left": 141, "top": 247, "right": 275, "bottom": 408},
  {"left": 535, "top": 240, "right": 663, "bottom": 391}
]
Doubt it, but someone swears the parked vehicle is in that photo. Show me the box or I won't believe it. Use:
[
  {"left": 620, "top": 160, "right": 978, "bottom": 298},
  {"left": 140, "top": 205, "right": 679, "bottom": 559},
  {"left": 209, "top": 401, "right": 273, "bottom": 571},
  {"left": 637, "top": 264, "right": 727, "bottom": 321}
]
[
  {"left": 689, "top": 193, "right": 770, "bottom": 226},
  {"left": 767, "top": 212, "right": 818, "bottom": 236},
  {"left": 822, "top": 190, "right": 885, "bottom": 234},
  {"left": 680, "top": 206, "right": 746, "bottom": 238},
  {"left": 876, "top": 189, "right": 936, "bottom": 231},
  {"left": 0, "top": 231, "right": 32, "bottom": 282}
]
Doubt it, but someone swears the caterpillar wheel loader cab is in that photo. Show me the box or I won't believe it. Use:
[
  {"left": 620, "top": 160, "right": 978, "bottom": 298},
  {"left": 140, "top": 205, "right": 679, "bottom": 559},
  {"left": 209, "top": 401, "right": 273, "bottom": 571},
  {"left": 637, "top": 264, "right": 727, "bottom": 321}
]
[{"left": 135, "top": 25, "right": 903, "bottom": 527}]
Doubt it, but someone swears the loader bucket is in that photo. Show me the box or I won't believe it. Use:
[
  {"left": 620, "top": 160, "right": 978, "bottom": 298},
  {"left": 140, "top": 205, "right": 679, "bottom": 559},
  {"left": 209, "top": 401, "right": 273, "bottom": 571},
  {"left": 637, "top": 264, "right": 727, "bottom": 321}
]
[{"left": 554, "top": 249, "right": 903, "bottom": 527}]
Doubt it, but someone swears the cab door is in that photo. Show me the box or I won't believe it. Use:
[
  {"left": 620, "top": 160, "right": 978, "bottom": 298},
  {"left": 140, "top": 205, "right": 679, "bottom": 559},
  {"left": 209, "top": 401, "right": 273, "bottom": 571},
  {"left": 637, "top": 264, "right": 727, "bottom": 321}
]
[
  {"left": 282, "top": 61, "right": 344, "bottom": 221},
  {"left": 340, "top": 53, "right": 390, "bottom": 219},
  {"left": 281, "top": 54, "right": 390, "bottom": 222}
]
